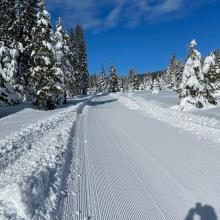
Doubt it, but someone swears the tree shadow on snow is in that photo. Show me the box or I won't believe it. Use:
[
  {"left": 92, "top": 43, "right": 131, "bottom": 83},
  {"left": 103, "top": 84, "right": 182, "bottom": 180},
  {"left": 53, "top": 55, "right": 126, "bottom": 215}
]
[
  {"left": 0, "top": 104, "right": 38, "bottom": 119},
  {"left": 185, "top": 202, "right": 217, "bottom": 220},
  {"left": 88, "top": 98, "right": 117, "bottom": 107}
]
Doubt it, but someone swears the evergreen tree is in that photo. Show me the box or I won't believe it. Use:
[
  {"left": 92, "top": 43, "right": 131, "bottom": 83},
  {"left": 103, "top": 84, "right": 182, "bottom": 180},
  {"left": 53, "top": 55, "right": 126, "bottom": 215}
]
[
  {"left": 55, "top": 17, "right": 74, "bottom": 104},
  {"left": 166, "top": 54, "right": 184, "bottom": 91},
  {"left": 74, "top": 25, "right": 89, "bottom": 95},
  {"left": 66, "top": 29, "right": 77, "bottom": 96},
  {"left": 179, "top": 39, "right": 205, "bottom": 110},
  {"left": 0, "top": 42, "right": 20, "bottom": 106},
  {"left": 151, "top": 76, "right": 159, "bottom": 94},
  {"left": 0, "top": 0, "right": 18, "bottom": 47},
  {"left": 109, "top": 64, "right": 119, "bottom": 93},
  {"left": 0, "top": 0, "right": 24, "bottom": 105},
  {"left": 18, "top": 0, "right": 38, "bottom": 90},
  {"left": 203, "top": 53, "right": 217, "bottom": 105},
  {"left": 210, "top": 50, "right": 220, "bottom": 90},
  {"left": 128, "top": 68, "right": 139, "bottom": 90},
  {"left": 140, "top": 75, "right": 152, "bottom": 90},
  {"left": 89, "top": 74, "right": 98, "bottom": 91},
  {"left": 97, "top": 65, "right": 107, "bottom": 92},
  {"left": 118, "top": 76, "right": 127, "bottom": 92},
  {"left": 29, "top": 0, "right": 62, "bottom": 110},
  {"left": 158, "top": 73, "right": 166, "bottom": 90}
]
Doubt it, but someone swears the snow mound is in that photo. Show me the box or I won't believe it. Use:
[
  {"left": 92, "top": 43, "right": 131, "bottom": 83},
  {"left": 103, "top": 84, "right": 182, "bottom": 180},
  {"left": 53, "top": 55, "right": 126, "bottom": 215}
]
[
  {"left": 0, "top": 99, "right": 94, "bottom": 219},
  {"left": 112, "top": 93, "right": 220, "bottom": 144},
  {"left": 0, "top": 105, "right": 78, "bottom": 170}
]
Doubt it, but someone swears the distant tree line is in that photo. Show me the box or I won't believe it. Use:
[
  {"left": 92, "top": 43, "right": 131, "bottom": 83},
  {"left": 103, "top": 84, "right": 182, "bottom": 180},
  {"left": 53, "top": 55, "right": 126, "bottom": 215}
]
[
  {"left": 0, "top": 0, "right": 88, "bottom": 109},
  {"left": 91, "top": 39, "right": 220, "bottom": 110}
]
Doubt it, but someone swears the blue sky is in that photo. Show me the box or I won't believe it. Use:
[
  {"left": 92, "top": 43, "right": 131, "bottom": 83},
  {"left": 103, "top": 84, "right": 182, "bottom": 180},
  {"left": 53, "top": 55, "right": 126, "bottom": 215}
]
[{"left": 46, "top": 0, "right": 220, "bottom": 75}]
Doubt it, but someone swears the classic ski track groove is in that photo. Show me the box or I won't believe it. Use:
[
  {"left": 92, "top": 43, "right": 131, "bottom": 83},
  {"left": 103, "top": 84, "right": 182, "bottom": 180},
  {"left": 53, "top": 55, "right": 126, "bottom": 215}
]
[
  {"left": 99, "top": 108, "right": 168, "bottom": 220},
  {"left": 110, "top": 111, "right": 220, "bottom": 199},
  {"left": 59, "top": 95, "right": 220, "bottom": 219}
]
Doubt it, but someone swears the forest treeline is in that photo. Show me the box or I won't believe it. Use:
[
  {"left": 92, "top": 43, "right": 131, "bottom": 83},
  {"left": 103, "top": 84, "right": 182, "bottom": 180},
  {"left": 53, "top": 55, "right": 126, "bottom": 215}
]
[{"left": 0, "top": 0, "right": 88, "bottom": 109}]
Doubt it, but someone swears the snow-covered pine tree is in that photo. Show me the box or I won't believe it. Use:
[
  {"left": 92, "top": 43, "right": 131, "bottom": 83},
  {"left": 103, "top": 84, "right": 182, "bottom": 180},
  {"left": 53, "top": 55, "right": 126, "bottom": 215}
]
[
  {"left": 166, "top": 54, "right": 184, "bottom": 91},
  {"left": 63, "top": 33, "right": 77, "bottom": 98},
  {"left": 128, "top": 68, "right": 139, "bottom": 91},
  {"left": 66, "top": 29, "right": 77, "bottom": 96},
  {"left": 118, "top": 76, "right": 128, "bottom": 92},
  {"left": 157, "top": 73, "right": 166, "bottom": 90},
  {"left": 89, "top": 74, "right": 98, "bottom": 92},
  {"left": 179, "top": 39, "right": 205, "bottom": 110},
  {"left": 0, "top": 42, "right": 20, "bottom": 106},
  {"left": 109, "top": 64, "right": 119, "bottom": 93},
  {"left": 29, "top": 0, "right": 62, "bottom": 110},
  {"left": 0, "top": 0, "right": 23, "bottom": 106},
  {"left": 75, "top": 25, "right": 89, "bottom": 95},
  {"left": 151, "top": 76, "right": 159, "bottom": 94},
  {"left": 0, "top": 0, "right": 18, "bottom": 47},
  {"left": 203, "top": 53, "right": 217, "bottom": 105},
  {"left": 140, "top": 75, "right": 152, "bottom": 90},
  {"left": 55, "top": 17, "right": 74, "bottom": 104},
  {"left": 18, "top": 0, "right": 38, "bottom": 91},
  {"left": 97, "top": 65, "right": 107, "bottom": 92},
  {"left": 210, "top": 50, "right": 220, "bottom": 90},
  {"left": 166, "top": 54, "right": 176, "bottom": 89}
]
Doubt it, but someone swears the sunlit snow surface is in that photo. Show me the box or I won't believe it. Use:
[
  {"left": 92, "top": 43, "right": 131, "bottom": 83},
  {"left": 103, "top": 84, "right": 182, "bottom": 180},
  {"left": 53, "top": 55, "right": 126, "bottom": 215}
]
[{"left": 1, "top": 92, "right": 220, "bottom": 219}]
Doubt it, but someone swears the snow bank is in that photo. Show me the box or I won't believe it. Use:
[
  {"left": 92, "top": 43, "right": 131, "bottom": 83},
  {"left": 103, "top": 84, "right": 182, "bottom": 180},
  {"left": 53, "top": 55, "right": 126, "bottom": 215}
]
[
  {"left": 0, "top": 97, "right": 92, "bottom": 219},
  {"left": 112, "top": 93, "right": 220, "bottom": 144},
  {"left": 0, "top": 105, "right": 77, "bottom": 170}
]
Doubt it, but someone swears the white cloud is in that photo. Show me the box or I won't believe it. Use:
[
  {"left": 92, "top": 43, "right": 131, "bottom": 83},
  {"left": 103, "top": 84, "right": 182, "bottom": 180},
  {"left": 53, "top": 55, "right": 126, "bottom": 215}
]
[{"left": 45, "top": 0, "right": 217, "bottom": 32}]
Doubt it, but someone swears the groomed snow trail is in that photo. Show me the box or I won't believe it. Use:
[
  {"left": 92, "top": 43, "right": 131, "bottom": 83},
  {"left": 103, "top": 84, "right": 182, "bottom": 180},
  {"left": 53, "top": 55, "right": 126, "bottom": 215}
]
[{"left": 61, "top": 94, "right": 220, "bottom": 220}]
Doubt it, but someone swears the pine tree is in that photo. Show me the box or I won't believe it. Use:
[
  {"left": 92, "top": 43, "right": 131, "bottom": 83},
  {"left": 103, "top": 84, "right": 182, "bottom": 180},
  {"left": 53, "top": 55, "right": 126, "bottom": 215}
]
[
  {"left": 74, "top": 25, "right": 89, "bottom": 95},
  {"left": 179, "top": 39, "right": 205, "bottom": 110},
  {"left": 66, "top": 30, "right": 77, "bottom": 96},
  {"left": 151, "top": 76, "right": 159, "bottom": 94},
  {"left": 210, "top": 50, "right": 220, "bottom": 90},
  {"left": 109, "top": 64, "right": 119, "bottom": 93},
  {"left": 54, "top": 17, "right": 75, "bottom": 104},
  {"left": 29, "top": 0, "right": 62, "bottom": 110},
  {"left": 139, "top": 75, "right": 152, "bottom": 90},
  {"left": 18, "top": 0, "right": 38, "bottom": 90},
  {"left": 0, "top": 0, "right": 24, "bottom": 106},
  {"left": 97, "top": 65, "right": 107, "bottom": 92},
  {"left": 89, "top": 74, "right": 98, "bottom": 91},
  {"left": 118, "top": 76, "right": 127, "bottom": 92},
  {"left": 128, "top": 68, "right": 139, "bottom": 90},
  {"left": 0, "top": 42, "right": 20, "bottom": 106},
  {"left": 0, "top": 0, "right": 18, "bottom": 47},
  {"left": 203, "top": 53, "right": 217, "bottom": 105},
  {"left": 158, "top": 73, "right": 166, "bottom": 90},
  {"left": 166, "top": 54, "right": 184, "bottom": 91}
]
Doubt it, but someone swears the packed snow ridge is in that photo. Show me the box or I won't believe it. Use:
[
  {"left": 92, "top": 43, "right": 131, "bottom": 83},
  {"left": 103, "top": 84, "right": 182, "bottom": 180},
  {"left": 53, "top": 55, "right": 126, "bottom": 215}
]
[{"left": 111, "top": 93, "right": 220, "bottom": 144}]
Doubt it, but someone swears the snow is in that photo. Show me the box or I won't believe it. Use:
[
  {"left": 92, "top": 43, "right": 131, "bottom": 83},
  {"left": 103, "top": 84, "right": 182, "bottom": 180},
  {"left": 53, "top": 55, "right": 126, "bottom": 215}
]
[
  {"left": 179, "top": 42, "right": 205, "bottom": 110},
  {"left": 203, "top": 53, "right": 215, "bottom": 74},
  {"left": 1, "top": 92, "right": 220, "bottom": 219},
  {"left": 190, "top": 39, "right": 197, "bottom": 48},
  {"left": 0, "top": 96, "right": 93, "bottom": 219},
  {"left": 111, "top": 92, "right": 220, "bottom": 144},
  {"left": 61, "top": 94, "right": 220, "bottom": 219}
]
